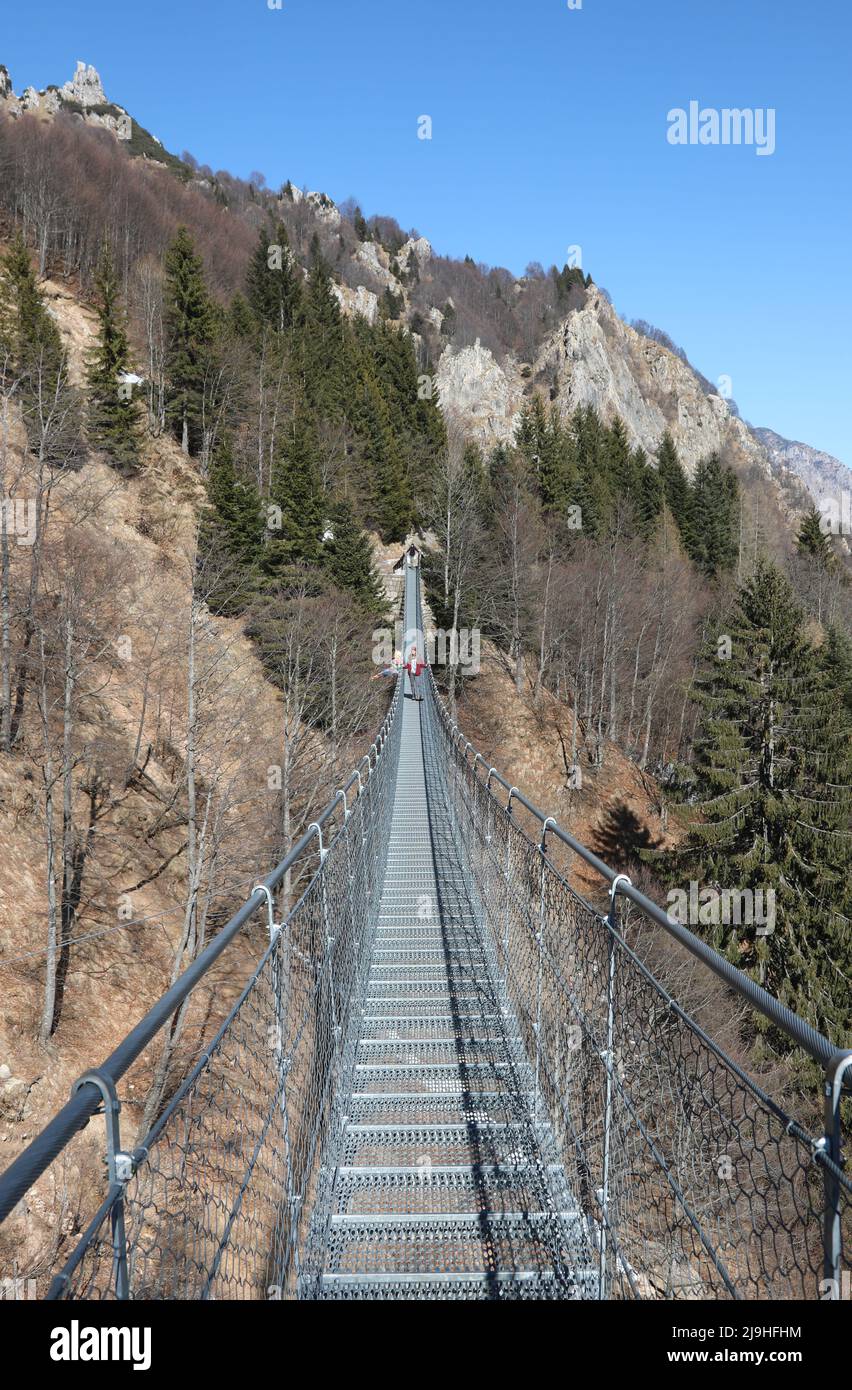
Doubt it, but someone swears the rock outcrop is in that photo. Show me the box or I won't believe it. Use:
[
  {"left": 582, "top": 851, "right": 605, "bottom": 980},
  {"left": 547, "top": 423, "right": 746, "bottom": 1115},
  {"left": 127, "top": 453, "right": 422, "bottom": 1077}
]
[
  {"left": 0, "top": 60, "right": 132, "bottom": 140},
  {"left": 286, "top": 186, "right": 341, "bottom": 226},
  {"left": 435, "top": 338, "right": 524, "bottom": 445},
  {"left": 60, "top": 60, "right": 107, "bottom": 107},
  {"left": 535, "top": 288, "right": 774, "bottom": 479},
  {"left": 435, "top": 287, "right": 775, "bottom": 483},
  {"left": 355, "top": 240, "right": 403, "bottom": 293},
  {"left": 331, "top": 281, "right": 379, "bottom": 326},
  {"left": 396, "top": 236, "right": 432, "bottom": 276},
  {"left": 753, "top": 427, "right": 850, "bottom": 508}
]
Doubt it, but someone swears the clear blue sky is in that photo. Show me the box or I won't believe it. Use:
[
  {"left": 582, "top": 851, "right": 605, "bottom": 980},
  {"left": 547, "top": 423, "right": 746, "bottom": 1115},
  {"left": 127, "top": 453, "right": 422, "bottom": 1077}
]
[{"left": 4, "top": 0, "right": 851, "bottom": 462}]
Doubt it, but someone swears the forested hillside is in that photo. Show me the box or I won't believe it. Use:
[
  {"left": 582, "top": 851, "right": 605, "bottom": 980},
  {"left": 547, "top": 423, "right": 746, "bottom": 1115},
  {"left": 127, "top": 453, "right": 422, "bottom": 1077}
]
[{"left": 0, "top": 62, "right": 849, "bottom": 1192}]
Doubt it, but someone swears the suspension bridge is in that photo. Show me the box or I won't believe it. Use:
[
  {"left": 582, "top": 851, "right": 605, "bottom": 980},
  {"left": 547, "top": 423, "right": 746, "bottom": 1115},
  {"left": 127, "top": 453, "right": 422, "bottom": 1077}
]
[{"left": 0, "top": 559, "right": 849, "bottom": 1301}]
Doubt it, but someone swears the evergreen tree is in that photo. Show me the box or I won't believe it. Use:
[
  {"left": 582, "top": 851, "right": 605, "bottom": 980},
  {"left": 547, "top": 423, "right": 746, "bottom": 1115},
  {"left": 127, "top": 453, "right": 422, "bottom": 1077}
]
[
  {"left": 551, "top": 262, "right": 586, "bottom": 305},
  {"left": 299, "top": 260, "right": 349, "bottom": 420},
  {"left": 514, "top": 397, "right": 569, "bottom": 515},
  {"left": 85, "top": 244, "right": 142, "bottom": 474},
  {"left": 0, "top": 234, "right": 65, "bottom": 409},
  {"left": 797, "top": 505, "right": 836, "bottom": 571},
  {"left": 462, "top": 440, "right": 492, "bottom": 526},
  {"left": 0, "top": 234, "right": 80, "bottom": 464},
  {"left": 690, "top": 452, "right": 738, "bottom": 576},
  {"left": 635, "top": 448, "right": 663, "bottom": 538},
  {"left": 514, "top": 398, "right": 542, "bottom": 461},
  {"left": 206, "top": 436, "right": 265, "bottom": 567},
  {"left": 353, "top": 207, "right": 370, "bottom": 242},
  {"left": 603, "top": 416, "right": 635, "bottom": 499},
  {"left": 822, "top": 625, "right": 852, "bottom": 718},
  {"left": 245, "top": 223, "right": 303, "bottom": 337},
  {"left": 358, "top": 372, "right": 412, "bottom": 543},
  {"left": 653, "top": 560, "right": 852, "bottom": 1049},
  {"left": 323, "top": 496, "right": 386, "bottom": 611},
  {"left": 163, "top": 226, "right": 215, "bottom": 455},
  {"left": 228, "top": 292, "right": 256, "bottom": 341},
  {"left": 538, "top": 408, "right": 570, "bottom": 515},
  {"left": 569, "top": 406, "right": 609, "bottom": 538},
  {"left": 657, "top": 431, "right": 695, "bottom": 555},
  {"left": 262, "top": 404, "right": 324, "bottom": 577}
]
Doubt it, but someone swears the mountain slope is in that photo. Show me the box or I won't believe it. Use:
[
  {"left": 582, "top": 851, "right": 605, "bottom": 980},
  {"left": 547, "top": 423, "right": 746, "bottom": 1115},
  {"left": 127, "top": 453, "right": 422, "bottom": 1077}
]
[
  {"left": 753, "top": 426, "right": 851, "bottom": 510},
  {"left": 0, "top": 55, "right": 839, "bottom": 557}
]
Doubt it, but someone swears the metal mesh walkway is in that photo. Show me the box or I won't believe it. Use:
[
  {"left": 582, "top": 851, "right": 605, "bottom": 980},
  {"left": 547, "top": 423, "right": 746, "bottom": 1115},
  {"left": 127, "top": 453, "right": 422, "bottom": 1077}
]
[{"left": 312, "top": 567, "right": 596, "bottom": 1299}]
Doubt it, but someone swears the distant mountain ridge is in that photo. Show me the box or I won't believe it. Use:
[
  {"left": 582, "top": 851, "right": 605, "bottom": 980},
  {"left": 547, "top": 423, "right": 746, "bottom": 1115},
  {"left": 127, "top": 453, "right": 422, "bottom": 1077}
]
[{"left": 752, "top": 427, "right": 850, "bottom": 510}]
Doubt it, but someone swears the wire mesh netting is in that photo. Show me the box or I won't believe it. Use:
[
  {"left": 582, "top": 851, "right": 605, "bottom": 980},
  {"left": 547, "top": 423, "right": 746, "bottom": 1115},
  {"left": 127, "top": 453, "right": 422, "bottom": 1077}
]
[
  {"left": 47, "top": 686, "right": 402, "bottom": 1301},
  {"left": 432, "top": 688, "right": 851, "bottom": 1300}
]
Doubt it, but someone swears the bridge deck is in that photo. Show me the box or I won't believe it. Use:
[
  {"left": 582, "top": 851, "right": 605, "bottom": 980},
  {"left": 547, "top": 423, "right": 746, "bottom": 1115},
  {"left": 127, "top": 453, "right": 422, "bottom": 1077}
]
[{"left": 315, "top": 567, "right": 595, "bottom": 1299}]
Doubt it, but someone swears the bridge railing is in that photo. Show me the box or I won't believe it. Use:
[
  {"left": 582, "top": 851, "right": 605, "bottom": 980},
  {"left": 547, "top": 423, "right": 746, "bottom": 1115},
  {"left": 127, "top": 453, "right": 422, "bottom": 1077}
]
[
  {"left": 427, "top": 673, "right": 851, "bottom": 1300},
  {"left": 0, "top": 673, "right": 403, "bottom": 1301}
]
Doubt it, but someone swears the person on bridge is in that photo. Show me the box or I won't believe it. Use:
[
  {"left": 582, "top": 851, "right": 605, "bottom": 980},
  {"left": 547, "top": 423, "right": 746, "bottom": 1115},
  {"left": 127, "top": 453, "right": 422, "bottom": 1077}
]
[
  {"left": 407, "top": 649, "right": 427, "bottom": 702},
  {"left": 372, "top": 651, "right": 402, "bottom": 681}
]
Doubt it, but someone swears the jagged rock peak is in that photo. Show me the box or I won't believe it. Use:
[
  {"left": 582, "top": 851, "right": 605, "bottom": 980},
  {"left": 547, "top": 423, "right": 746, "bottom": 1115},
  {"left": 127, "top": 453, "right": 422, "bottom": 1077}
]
[
  {"left": 397, "top": 237, "right": 432, "bottom": 274},
  {"left": 60, "top": 60, "right": 107, "bottom": 107},
  {"left": 0, "top": 65, "right": 12, "bottom": 99},
  {"left": 284, "top": 186, "right": 341, "bottom": 226}
]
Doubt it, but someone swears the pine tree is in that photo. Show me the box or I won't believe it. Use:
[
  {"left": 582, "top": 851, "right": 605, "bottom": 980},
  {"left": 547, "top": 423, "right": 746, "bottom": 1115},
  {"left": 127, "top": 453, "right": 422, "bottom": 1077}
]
[
  {"left": 323, "top": 497, "right": 386, "bottom": 611},
  {"left": 822, "top": 625, "right": 852, "bottom": 717},
  {"left": 0, "top": 234, "right": 65, "bottom": 408},
  {"left": 657, "top": 431, "right": 695, "bottom": 556},
  {"left": 569, "top": 406, "right": 610, "bottom": 538},
  {"left": 359, "top": 372, "right": 412, "bottom": 543},
  {"left": 514, "top": 398, "right": 541, "bottom": 462},
  {"left": 245, "top": 223, "right": 303, "bottom": 337},
  {"left": 463, "top": 440, "right": 492, "bottom": 525},
  {"left": 228, "top": 292, "right": 255, "bottom": 341},
  {"left": 299, "top": 260, "right": 349, "bottom": 421},
  {"left": 163, "top": 226, "right": 215, "bottom": 455},
  {"left": 797, "top": 505, "right": 836, "bottom": 571},
  {"left": 603, "top": 416, "right": 636, "bottom": 499},
  {"left": 206, "top": 436, "right": 265, "bottom": 566},
  {"left": 0, "top": 235, "right": 79, "bottom": 464},
  {"left": 514, "top": 398, "right": 568, "bottom": 514},
  {"left": 353, "top": 207, "right": 370, "bottom": 242},
  {"left": 690, "top": 452, "right": 738, "bottom": 576},
  {"left": 262, "top": 404, "right": 324, "bottom": 577},
  {"left": 635, "top": 448, "right": 663, "bottom": 538},
  {"left": 653, "top": 560, "right": 852, "bottom": 1048},
  {"left": 791, "top": 630, "right": 852, "bottom": 1045},
  {"left": 85, "top": 244, "right": 142, "bottom": 474}
]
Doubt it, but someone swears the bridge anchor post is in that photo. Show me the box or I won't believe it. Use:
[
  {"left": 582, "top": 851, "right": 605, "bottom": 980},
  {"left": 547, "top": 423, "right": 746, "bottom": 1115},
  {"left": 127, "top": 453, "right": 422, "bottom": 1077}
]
[
  {"left": 822, "top": 1049, "right": 852, "bottom": 1293},
  {"left": 598, "top": 874, "right": 631, "bottom": 1300},
  {"left": 71, "top": 1069, "right": 143, "bottom": 1301}
]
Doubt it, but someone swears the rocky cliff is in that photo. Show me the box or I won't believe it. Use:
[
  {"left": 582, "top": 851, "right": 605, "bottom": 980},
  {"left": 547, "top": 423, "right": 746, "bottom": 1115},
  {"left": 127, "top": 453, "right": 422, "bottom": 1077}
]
[
  {"left": 0, "top": 60, "right": 156, "bottom": 150},
  {"left": 435, "top": 286, "right": 776, "bottom": 481},
  {"left": 753, "top": 427, "right": 851, "bottom": 511}
]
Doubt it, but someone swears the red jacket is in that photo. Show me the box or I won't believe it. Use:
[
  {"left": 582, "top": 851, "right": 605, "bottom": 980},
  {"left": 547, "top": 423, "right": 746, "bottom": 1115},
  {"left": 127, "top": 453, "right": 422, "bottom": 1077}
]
[{"left": 408, "top": 658, "right": 427, "bottom": 677}]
